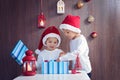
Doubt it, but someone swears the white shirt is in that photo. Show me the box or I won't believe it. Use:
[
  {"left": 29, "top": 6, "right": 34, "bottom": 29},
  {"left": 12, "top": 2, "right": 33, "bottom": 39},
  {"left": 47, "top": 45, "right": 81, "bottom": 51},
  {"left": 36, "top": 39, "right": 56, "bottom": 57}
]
[{"left": 60, "top": 35, "right": 92, "bottom": 73}]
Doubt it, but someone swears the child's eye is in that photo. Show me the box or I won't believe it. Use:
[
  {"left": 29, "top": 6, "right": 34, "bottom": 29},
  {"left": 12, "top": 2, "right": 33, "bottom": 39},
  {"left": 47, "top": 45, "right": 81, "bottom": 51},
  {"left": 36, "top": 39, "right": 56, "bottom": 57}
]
[
  {"left": 67, "top": 32, "right": 69, "bottom": 34},
  {"left": 48, "top": 41, "right": 52, "bottom": 43},
  {"left": 54, "top": 42, "right": 57, "bottom": 44}
]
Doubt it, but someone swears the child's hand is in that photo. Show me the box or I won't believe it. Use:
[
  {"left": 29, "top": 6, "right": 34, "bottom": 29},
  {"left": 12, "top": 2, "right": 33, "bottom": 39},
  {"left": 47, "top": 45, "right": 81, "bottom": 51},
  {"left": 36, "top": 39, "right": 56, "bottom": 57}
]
[
  {"left": 56, "top": 52, "right": 66, "bottom": 62},
  {"left": 56, "top": 58, "right": 60, "bottom": 62},
  {"left": 59, "top": 52, "right": 66, "bottom": 57}
]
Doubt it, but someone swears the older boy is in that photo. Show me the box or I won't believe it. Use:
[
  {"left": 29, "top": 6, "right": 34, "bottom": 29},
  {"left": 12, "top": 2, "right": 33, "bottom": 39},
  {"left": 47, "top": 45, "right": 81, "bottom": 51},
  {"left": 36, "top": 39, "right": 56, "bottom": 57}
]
[{"left": 59, "top": 15, "right": 92, "bottom": 78}]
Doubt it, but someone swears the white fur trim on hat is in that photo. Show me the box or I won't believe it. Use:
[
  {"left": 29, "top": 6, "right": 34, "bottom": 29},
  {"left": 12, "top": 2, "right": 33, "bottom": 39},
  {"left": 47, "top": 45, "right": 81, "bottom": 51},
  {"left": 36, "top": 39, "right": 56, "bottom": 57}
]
[
  {"left": 42, "top": 33, "right": 61, "bottom": 47},
  {"left": 59, "top": 24, "right": 81, "bottom": 33}
]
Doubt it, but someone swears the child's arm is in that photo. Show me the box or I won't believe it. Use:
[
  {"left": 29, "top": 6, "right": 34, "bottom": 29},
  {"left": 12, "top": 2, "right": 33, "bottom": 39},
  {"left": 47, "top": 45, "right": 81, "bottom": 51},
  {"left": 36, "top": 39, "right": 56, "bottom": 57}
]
[
  {"left": 59, "top": 37, "right": 89, "bottom": 61},
  {"left": 59, "top": 52, "right": 77, "bottom": 61}
]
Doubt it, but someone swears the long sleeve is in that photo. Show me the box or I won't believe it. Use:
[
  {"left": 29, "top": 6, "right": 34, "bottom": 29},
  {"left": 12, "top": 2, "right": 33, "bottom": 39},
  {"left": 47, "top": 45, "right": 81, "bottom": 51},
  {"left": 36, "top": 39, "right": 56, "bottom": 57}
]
[{"left": 60, "top": 43, "right": 88, "bottom": 61}]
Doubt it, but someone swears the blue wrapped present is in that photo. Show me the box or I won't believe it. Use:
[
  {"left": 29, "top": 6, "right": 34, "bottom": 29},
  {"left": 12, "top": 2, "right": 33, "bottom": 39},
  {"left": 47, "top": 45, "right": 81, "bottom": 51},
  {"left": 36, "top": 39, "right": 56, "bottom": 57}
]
[
  {"left": 41, "top": 61, "right": 48, "bottom": 74},
  {"left": 11, "top": 40, "right": 28, "bottom": 65},
  {"left": 16, "top": 45, "right": 28, "bottom": 65},
  {"left": 11, "top": 40, "right": 24, "bottom": 59},
  {"left": 48, "top": 60, "right": 54, "bottom": 74},
  {"left": 58, "top": 61, "right": 64, "bottom": 74},
  {"left": 53, "top": 61, "right": 58, "bottom": 74},
  {"left": 63, "top": 61, "right": 69, "bottom": 74}
]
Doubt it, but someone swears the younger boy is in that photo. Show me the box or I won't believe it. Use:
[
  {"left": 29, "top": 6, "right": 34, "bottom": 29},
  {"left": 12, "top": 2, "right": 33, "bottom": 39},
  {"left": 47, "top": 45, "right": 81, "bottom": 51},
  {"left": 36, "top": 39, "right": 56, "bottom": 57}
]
[
  {"left": 35, "top": 26, "right": 64, "bottom": 73},
  {"left": 59, "top": 15, "right": 92, "bottom": 78}
]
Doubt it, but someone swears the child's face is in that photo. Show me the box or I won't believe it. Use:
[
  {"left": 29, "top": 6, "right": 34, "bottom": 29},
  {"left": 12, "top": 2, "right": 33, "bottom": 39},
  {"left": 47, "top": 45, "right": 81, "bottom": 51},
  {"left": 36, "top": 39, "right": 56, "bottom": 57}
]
[
  {"left": 45, "top": 37, "right": 58, "bottom": 51},
  {"left": 62, "top": 29, "right": 78, "bottom": 40}
]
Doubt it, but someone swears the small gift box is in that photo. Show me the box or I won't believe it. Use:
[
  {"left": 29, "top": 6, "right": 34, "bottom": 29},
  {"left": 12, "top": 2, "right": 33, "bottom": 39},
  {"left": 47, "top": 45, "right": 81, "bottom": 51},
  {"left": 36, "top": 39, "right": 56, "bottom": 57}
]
[
  {"left": 53, "top": 61, "right": 58, "bottom": 74},
  {"left": 11, "top": 40, "right": 28, "bottom": 65},
  {"left": 58, "top": 61, "right": 64, "bottom": 74},
  {"left": 48, "top": 60, "right": 54, "bottom": 74},
  {"left": 63, "top": 61, "right": 69, "bottom": 74},
  {"left": 41, "top": 60, "right": 49, "bottom": 74}
]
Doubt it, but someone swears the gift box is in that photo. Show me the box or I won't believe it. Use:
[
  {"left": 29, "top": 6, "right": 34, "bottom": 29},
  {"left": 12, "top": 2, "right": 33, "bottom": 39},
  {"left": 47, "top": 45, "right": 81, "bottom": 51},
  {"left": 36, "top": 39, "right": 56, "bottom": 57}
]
[
  {"left": 17, "top": 45, "right": 28, "bottom": 64},
  {"left": 11, "top": 40, "right": 24, "bottom": 59},
  {"left": 48, "top": 60, "right": 54, "bottom": 74},
  {"left": 41, "top": 61, "right": 48, "bottom": 74},
  {"left": 53, "top": 61, "right": 58, "bottom": 74},
  {"left": 41, "top": 60, "right": 69, "bottom": 74},
  {"left": 58, "top": 61, "right": 64, "bottom": 74},
  {"left": 63, "top": 61, "right": 69, "bottom": 74},
  {"left": 11, "top": 40, "right": 28, "bottom": 65}
]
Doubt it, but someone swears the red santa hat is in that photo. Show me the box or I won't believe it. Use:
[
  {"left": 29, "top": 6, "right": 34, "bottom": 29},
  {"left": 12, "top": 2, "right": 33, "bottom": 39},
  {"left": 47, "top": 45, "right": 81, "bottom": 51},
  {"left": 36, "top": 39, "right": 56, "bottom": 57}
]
[
  {"left": 38, "top": 26, "right": 61, "bottom": 50},
  {"left": 59, "top": 15, "right": 81, "bottom": 33}
]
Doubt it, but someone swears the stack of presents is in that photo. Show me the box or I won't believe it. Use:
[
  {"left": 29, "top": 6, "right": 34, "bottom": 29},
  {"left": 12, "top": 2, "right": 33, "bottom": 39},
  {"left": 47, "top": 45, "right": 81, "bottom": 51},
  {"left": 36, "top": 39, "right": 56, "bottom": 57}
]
[{"left": 41, "top": 60, "right": 69, "bottom": 74}]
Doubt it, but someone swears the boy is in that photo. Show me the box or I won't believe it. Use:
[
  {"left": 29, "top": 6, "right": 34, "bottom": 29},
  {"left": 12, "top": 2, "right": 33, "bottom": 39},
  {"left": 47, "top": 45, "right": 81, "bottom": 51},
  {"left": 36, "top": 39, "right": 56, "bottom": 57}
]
[
  {"left": 58, "top": 15, "right": 92, "bottom": 78},
  {"left": 35, "top": 26, "right": 64, "bottom": 73}
]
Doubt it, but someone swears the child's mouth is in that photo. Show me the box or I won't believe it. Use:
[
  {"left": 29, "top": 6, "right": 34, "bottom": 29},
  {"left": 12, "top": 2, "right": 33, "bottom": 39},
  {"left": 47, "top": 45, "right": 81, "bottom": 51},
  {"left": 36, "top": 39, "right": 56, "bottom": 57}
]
[{"left": 50, "top": 46, "right": 54, "bottom": 48}]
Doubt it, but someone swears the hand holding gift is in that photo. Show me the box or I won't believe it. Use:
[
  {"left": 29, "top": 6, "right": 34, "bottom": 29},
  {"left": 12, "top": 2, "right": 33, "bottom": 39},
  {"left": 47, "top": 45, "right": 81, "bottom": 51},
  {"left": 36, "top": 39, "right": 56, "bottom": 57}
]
[
  {"left": 59, "top": 52, "right": 66, "bottom": 57},
  {"left": 56, "top": 52, "right": 66, "bottom": 62}
]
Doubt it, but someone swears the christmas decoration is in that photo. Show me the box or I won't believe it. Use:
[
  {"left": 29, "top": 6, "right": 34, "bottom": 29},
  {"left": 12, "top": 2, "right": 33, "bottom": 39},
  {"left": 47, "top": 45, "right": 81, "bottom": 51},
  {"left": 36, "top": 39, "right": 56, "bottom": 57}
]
[
  {"left": 57, "top": 0, "right": 65, "bottom": 14},
  {"left": 91, "top": 32, "right": 97, "bottom": 38},
  {"left": 71, "top": 69, "right": 76, "bottom": 74},
  {"left": 76, "top": 1, "right": 84, "bottom": 9},
  {"left": 72, "top": 54, "right": 82, "bottom": 74},
  {"left": 38, "top": 12, "right": 46, "bottom": 28},
  {"left": 22, "top": 50, "right": 36, "bottom": 76},
  {"left": 38, "top": 0, "right": 46, "bottom": 28},
  {"left": 87, "top": 15, "right": 95, "bottom": 23},
  {"left": 74, "top": 54, "right": 82, "bottom": 71}
]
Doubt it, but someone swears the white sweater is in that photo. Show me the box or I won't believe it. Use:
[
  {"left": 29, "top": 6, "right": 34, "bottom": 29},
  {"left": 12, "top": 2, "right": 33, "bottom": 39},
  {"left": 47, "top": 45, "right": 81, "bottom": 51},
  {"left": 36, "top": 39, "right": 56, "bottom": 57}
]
[{"left": 60, "top": 35, "right": 92, "bottom": 73}]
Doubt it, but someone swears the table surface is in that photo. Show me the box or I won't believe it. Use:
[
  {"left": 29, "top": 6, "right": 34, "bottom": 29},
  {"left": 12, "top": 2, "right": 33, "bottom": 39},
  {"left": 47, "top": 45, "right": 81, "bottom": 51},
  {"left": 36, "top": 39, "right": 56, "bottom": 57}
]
[{"left": 13, "top": 71, "right": 90, "bottom": 80}]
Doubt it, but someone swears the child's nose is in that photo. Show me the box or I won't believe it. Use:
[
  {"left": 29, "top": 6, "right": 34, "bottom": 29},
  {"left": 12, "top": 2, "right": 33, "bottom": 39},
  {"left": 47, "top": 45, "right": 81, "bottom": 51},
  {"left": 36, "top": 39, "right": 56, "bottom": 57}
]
[
  {"left": 64, "top": 33, "right": 68, "bottom": 36},
  {"left": 51, "top": 42, "right": 55, "bottom": 45}
]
